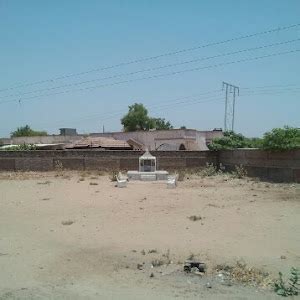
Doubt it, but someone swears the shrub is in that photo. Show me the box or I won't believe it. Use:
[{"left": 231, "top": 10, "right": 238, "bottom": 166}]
[
  {"left": 208, "top": 131, "right": 250, "bottom": 151},
  {"left": 1, "top": 144, "right": 37, "bottom": 151},
  {"left": 262, "top": 126, "right": 300, "bottom": 151},
  {"left": 274, "top": 268, "right": 299, "bottom": 297},
  {"left": 109, "top": 170, "right": 118, "bottom": 182},
  {"left": 199, "top": 163, "right": 219, "bottom": 177},
  {"left": 11, "top": 125, "right": 47, "bottom": 137},
  {"left": 232, "top": 164, "right": 247, "bottom": 179}
]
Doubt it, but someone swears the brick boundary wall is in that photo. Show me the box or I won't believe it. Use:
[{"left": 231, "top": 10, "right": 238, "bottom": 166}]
[
  {"left": 218, "top": 149, "right": 300, "bottom": 183},
  {"left": 0, "top": 150, "right": 216, "bottom": 172},
  {"left": 0, "top": 149, "right": 299, "bottom": 182}
]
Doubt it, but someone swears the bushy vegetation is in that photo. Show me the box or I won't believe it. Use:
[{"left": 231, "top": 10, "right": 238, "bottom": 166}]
[
  {"left": 274, "top": 268, "right": 299, "bottom": 297},
  {"left": 208, "top": 131, "right": 253, "bottom": 151},
  {"left": 11, "top": 125, "right": 47, "bottom": 137},
  {"left": 209, "top": 127, "right": 299, "bottom": 152},
  {"left": 0, "top": 144, "right": 37, "bottom": 151},
  {"left": 262, "top": 126, "right": 300, "bottom": 151}
]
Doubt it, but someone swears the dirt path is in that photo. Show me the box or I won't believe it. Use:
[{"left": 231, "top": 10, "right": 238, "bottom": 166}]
[{"left": 0, "top": 172, "right": 299, "bottom": 299}]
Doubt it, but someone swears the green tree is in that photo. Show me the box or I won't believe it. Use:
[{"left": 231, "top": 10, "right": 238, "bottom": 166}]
[
  {"left": 262, "top": 126, "right": 300, "bottom": 151},
  {"left": 208, "top": 131, "right": 250, "bottom": 151},
  {"left": 152, "top": 118, "right": 173, "bottom": 130},
  {"left": 11, "top": 125, "right": 47, "bottom": 137},
  {"left": 121, "top": 103, "right": 172, "bottom": 131}
]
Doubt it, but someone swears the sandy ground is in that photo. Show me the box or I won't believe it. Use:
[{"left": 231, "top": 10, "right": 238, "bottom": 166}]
[{"left": 0, "top": 171, "right": 299, "bottom": 299}]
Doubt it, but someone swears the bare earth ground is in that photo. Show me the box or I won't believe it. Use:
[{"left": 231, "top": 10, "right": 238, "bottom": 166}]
[{"left": 0, "top": 171, "right": 299, "bottom": 299}]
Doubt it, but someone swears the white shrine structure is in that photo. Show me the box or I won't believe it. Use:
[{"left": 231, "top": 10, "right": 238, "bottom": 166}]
[{"left": 127, "top": 149, "right": 169, "bottom": 181}]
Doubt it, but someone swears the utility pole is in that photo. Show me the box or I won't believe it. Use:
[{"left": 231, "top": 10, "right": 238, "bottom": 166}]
[{"left": 222, "top": 82, "right": 239, "bottom": 132}]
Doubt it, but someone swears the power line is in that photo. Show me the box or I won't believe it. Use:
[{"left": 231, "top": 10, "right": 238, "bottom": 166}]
[
  {"left": 1, "top": 48, "right": 299, "bottom": 105},
  {"left": 1, "top": 22, "right": 299, "bottom": 93},
  {"left": 32, "top": 90, "right": 223, "bottom": 127},
  {"left": 1, "top": 38, "right": 299, "bottom": 101},
  {"left": 31, "top": 85, "right": 300, "bottom": 129}
]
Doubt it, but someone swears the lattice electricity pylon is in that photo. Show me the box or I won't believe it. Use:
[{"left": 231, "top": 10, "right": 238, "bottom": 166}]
[{"left": 222, "top": 82, "right": 239, "bottom": 132}]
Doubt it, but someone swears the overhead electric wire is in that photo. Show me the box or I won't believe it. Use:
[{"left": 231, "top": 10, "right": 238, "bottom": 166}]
[
  {"left": 33, "top": 85, "right": 300, "bottom": 129},
  {"left": 33, "top": 90, "right": 223, "bottom": 127},
  {"left": 1, "top": 48, "right": 299, "bottom": 105},
  {"left": 1, "top": 22, "right": 299, "bottom": 93},
  {"left": 241, "top": 83, "right": 300, "bottom": 90},
  {"left": 1, "top": 38, "right": 299, "bottom": 101}
]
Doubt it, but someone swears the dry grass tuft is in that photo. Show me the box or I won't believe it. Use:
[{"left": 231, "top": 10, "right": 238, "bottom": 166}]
[
  {"left": 37, "top": 181, "right": 51, "bottom": 185},
  {"left": 215, "top": 261, "right": 271, "bottom": 287}
]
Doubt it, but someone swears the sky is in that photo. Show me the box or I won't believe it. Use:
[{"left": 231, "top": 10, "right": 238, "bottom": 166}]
[{"left": 0, "top": 0, "right": 299, "bottom": 138}]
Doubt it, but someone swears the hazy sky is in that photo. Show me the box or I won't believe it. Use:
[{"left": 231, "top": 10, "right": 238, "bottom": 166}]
[{"left": 0, "top": 0, "right": 299, "bottom": 137}]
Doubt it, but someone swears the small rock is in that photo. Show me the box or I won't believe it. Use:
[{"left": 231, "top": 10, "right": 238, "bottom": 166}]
[
  {"left": 280, "top": 255, "right": 286, "bottom": 259},
  {"left": 137, "top": 263, "right": 143, "bottom": 270},
  {"left": 206, "top": 282, "right": 212, "bottom": 288},
  {"left": 150, "top": 273, "right": 154, "bottom": 278}
]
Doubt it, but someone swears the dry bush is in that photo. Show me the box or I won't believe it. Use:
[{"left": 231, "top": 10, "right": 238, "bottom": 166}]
[
  {"left": 232, "top": 165, "right": 247, "bottom": 179},
  {"left": 109, "top": 170, "right": 118, "bottom": 182},
  {"left": 198, "top": 163, "right": 219, "bottom": 177},
  {"left": 215, "top": 261, "right": 271, "bottom": 287}
]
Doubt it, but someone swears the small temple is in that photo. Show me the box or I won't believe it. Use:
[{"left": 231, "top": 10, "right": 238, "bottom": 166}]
[{"left": 127, "top": 149, "right": 168, "bottom": 181}]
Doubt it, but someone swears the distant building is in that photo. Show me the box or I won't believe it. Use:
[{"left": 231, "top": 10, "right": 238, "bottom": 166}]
[
  {"left": 60, "top": 128, "right": 77, "bottom": 136},
  {"left": 90, "top": 128, "right": 223, "bottom": 151},
  {"left": 0, "top": 128, "right": 223, "bottom": 151}
]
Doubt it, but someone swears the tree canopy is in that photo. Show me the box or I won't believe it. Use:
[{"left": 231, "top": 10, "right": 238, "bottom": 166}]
[
  {"left": 121, "top": 103, "right": 173, "bottom": 131},
  {"left": 262, "top": 126, "right": 300, "bottom": 151},
  {"left": 208, "top": 131, "right": 252, "bottom": 151},
  {"left": 11, "top": 125, "right": 47, "bottom": 137},
  {"left": 208, "top": 126, "right": 300, "bottom": 151}
]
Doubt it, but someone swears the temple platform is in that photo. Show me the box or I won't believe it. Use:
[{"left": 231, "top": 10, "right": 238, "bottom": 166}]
[{"left": 127, "top": 170, "right": 169, "bottom": 181}]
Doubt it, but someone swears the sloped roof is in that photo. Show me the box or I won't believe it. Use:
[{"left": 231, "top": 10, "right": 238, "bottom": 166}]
[
  {"left": 66, "top": 137, "right": 131, "bottom": 149},
  {"left": 127, "top": 138, "right": 145, "bottom": 150},
  {"left": 139, "top": 149, "right": 156, "bottom": 160}
]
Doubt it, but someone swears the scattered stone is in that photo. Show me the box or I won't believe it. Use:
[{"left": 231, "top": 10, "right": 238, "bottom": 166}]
[
  {"left": 188, "top": 215, "right": 202, "bottom": 221},
  {"left": 61, "top": 220, "right": 74, "bottom": 226},
  {"left": 280, "top": 255, "right": 286, "bottom": 259},
  {"left": 137, "top": 263, "right": 143, "bottom": 270},
  {"left": 141, "top": 249, "right": 146, "bottom": 255},
  {"left": 206, "top": 282, "right": 212, "bottom": 288},
  {"left": 150, "top": 272, "right": 154, "bottom": 278},
  {"left": 184, "top": 260, "right": 206, "bottom": 273},
  {"left": 132, "top": 250, "right": 137, "bottom": 253},
  {"left": 89, "top": 182, "right": 98, "bottom": 186}
]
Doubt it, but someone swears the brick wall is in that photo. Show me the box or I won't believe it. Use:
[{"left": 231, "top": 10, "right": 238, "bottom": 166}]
[
  {"left": 219, "top": 149, "right": 300, "bottom": 183},
  {"left": 0, "top": 150, "right": 216, "bottom": 172},
  {"left": 0, "top": 149, "right": 299, "bottom": 182}
]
